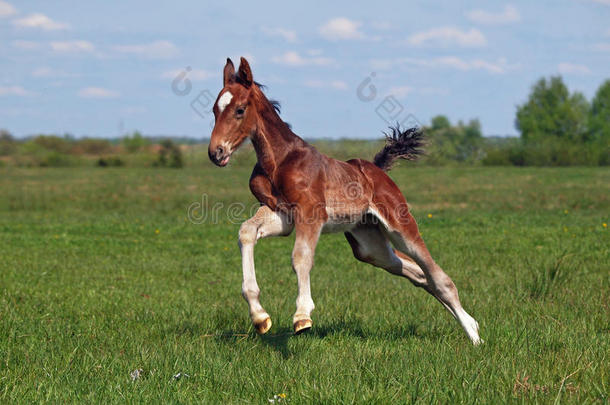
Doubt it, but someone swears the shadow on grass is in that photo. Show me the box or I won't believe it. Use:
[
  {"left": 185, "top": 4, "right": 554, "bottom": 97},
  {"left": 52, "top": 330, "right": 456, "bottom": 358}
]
[
  {"left": 205, "top": 319, "right": 429, "bottom": 359},
  {"left": 169, "top": 312, "right": 437, "bottom": 359}
]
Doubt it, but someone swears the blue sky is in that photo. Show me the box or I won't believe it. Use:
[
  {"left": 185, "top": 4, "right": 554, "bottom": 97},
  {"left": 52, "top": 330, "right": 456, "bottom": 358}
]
[{"left": 1, "top": 0, "right": 609, "bottom": 139}]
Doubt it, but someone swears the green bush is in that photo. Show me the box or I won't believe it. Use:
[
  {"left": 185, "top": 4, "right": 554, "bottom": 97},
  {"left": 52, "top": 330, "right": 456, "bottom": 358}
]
[
  {"left": 153, "top": 139, "right": 183, "bottom": 168},
  {"left": 75, "top": 138, "right": 113, "bottom": 155},
  {"left": 97, "top": 156, "right": 124, "bottom": 167},
  {"left": 481, "top": 148, "right": 512, "bottom": 166},
  {"left": 32, "top": 135, "right": 72, "bottom": 154},
  {"left": 40, "top": 151, "right": 77, "bottom": 167},
  {"left": 14, "top": 140, "right": 80, "bottom": 167},
  {"left": 482, "top": 138, "right": 609, "bottom": 167}
]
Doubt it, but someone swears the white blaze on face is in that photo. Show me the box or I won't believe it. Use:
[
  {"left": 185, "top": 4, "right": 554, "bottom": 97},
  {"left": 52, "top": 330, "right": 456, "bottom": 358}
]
[{"left": 217, "top": 91, "right": 233, "bottom": 113}]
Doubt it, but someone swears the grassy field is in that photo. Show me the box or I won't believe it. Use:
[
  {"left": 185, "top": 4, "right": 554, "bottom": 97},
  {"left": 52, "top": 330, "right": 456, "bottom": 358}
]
[{"left": 0, "top": 164, "right": 608, "bottom": 403}]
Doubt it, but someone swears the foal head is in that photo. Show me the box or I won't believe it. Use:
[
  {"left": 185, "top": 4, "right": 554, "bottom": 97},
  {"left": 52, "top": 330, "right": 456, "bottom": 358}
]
[{"left": 208, "top": 57, "right": 260, "bottom": 167}]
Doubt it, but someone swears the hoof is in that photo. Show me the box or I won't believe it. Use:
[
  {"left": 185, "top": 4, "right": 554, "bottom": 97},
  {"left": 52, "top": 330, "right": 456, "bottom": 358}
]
[
  {"left": 471, "top": 337, "right": 484, "bottom": 346},
  {"left": 293, "top": 318, "right": 312, "bottom": 335},
  {"left": 254, "top": 316, "right": 272, "bottom": 335}
]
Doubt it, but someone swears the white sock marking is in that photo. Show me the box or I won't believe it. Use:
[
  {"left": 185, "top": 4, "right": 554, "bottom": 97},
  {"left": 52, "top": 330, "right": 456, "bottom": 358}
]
[{"left": 217, "top": 91, "right": 233, "bottom": 113}]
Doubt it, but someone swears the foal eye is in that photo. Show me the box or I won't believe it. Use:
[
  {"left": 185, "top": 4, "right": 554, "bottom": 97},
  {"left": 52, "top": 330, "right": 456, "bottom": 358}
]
[{"left": 236, "top": 107, "right": 245, "bottom": 116}]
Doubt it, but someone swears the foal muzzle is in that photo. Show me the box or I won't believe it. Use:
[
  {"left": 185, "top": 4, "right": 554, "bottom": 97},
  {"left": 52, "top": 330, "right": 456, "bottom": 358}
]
[{"left": 208, "top": 145, "right": 231, "bottom": 167}]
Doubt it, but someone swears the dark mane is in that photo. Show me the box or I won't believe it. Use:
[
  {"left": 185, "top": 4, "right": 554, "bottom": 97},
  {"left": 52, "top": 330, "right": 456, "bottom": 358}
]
[
  {"left": 269, "top": 99, "right": 281, "bottom": 115},
  {"left": 250, "top": 84, "right": 294, "bottom": 136},
  {"left": 250, "top": 81, "right": 292, "bottom": 129}
]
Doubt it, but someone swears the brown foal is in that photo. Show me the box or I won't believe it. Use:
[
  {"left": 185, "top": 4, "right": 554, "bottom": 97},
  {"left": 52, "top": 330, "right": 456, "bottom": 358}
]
[{"left": 208, "top": 57, "right": 481, "bottom": 345}]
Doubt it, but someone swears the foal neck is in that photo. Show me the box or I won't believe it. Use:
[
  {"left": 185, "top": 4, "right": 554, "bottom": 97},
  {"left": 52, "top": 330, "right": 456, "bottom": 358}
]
[{"left": 250, "top": 89, "right": 304, "bottom": 177}]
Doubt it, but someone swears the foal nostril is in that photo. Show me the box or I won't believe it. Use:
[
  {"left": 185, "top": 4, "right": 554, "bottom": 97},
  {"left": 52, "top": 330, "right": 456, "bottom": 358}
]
[{"left": 217, "top": 146, "right": 224, "bottom": 156}]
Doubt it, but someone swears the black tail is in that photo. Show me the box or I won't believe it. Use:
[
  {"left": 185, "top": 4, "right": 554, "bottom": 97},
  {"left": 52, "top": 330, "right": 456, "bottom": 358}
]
[{"left": 373, "top": 124, "right": 425, "bottom": 171}]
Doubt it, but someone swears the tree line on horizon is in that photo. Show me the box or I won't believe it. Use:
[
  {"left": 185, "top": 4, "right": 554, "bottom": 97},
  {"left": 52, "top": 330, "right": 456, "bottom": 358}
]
[
  {"left": 0, "top": 75, "right": 608, "bottom": 167},
  {"left": 422, "top": 76, "right": 609, "bottom": 166}
]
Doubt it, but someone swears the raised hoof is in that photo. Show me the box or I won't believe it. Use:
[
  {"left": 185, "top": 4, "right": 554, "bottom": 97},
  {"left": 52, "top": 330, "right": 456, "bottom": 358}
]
[
  {"left": 293, "top": 319, "right": 312, "bottom": 335},
  {"left": 254, "top": 317, "right": 272, "bottom": 335}
]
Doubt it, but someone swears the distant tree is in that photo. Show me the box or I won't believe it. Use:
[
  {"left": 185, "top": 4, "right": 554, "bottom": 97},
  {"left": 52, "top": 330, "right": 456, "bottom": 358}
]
[
  {"left": 516, "top": 76, "right": 589, "bottom": 143},
  {"left": 0, "top": 129, "right": 16, "bottom": 156},
  {"left": 425, "top": 116, "right": 484, "bottom": 163},
  {"left": 589, "top": 79, "right": 610, "bottom": 142},
  {"left": 122, "top": 131, "right": 148, "bottom": 153},
  {"left": 463, "top": 118, "right": 482, "bottom": 140},
  {"left": 430, "top": 115, "right": 451, "bottom": 130}
]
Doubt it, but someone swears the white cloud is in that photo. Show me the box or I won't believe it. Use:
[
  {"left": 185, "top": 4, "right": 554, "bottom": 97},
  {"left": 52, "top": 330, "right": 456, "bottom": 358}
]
[
  {"left": 32, "top": 67, "right": 54, "bottom": 77},
  {"left": 0, "top": 85, "right": 33, "bottom": 96},
  {"left": 473, "top": 60, "right": 507, "bottom": 73},
  {"left": 419, "top": 87, "right": 450, "bottom": 96},
  {"left": 433, "top": 57, "right": 508, "bottom": 73},
  {"left": 465, "top": 5, "right": 521, "bottom": 25},
  {"left": 0, "top": 1, "right": 17, "bottom": 17},
  {"left": 113, "top": 40, "right": 178, "bottom": 59},
  {"left": 385, "top": 86, "right": 447, "bottom": 98},
  {"left": 13, "top": 13, "right": 69, "bottom": 30},
  {"left": 558, "top": 62, "right": 591, "bottom": 74},
  {"left": 306, "top": 49, "right": 323, "bottom": 56},
  {"left": 330, "top": 80, "right": 348, "bottom": 90},
  {"left": 371, "top": 56, "right": 514, "bottom": 74},
  {"left": 161, "top": 68, "right": 214, "bottom": 81},
  {"left": 261, "top": 26, "right": 297, "bottom": 42},
  {"left": 592, "top": 42, "right": 610, "bottom": 51},
  {"left": 78, "top": 87, "right": 120, "bottom": 99},
  {"left": 369, "top": 59, "right": 393, "bottom": 70},
  {"left": 31, "top": 67, "right": 76, "bottom": 78},
  {"left": 304, "top": 79, "right": 348, "bottom": 90},
  {"left": 407, "top": 27, "right": 487, "bottom": 47},
  {"left": 12, "top": 40, "right": 41, "bottom": 50},
  {"left": 319, "top": 17, "right": 364, "bottom": 40},
  {"left": 388, "top": 86, "right": 413, "bottom": 98},
  {"left": 50, "top": 40, "right": 94, "bottom": 53},
  {"left": 421, "top": 56, "right": 469, "bottom": 70},
  {"left": 272, "top": 51, "right": 333, "bottom": 66}
]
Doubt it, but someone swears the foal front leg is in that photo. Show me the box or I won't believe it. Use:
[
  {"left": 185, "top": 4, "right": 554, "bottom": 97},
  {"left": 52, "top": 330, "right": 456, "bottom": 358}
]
[
  {"left": 291, "top": 221, "right": 323, "bottom": 334},
  {"left": 239, "top": 206, "right": 292, "bottom": 334}
]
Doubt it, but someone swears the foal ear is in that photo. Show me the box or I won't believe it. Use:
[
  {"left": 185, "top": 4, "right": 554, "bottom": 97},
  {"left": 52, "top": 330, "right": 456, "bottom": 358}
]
[
  {"left": 237, "top": 57, "right": 253, "bottom": 87},
  {"left": 223, "top": 58, "right": 235, "bottom": 87}
]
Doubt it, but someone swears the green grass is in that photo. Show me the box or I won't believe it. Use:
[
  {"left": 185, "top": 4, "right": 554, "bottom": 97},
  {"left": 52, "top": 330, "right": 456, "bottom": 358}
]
[{"left": 0, "top": 165, "right": 608, "bottom": 403}]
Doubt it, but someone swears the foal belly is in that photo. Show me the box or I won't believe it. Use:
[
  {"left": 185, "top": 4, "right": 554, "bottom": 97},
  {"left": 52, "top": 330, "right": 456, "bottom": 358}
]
[{"left": 321, "top": 208, "right": 363, "bottom": 234}]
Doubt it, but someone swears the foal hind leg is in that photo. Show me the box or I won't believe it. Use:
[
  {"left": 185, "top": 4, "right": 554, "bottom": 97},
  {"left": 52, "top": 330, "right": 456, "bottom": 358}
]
[
  {"left": 381, "top": 211, "right": 481, "bottom": 344},
  {"left": 345, "top": 223, "right": 428, "bottom": 287},
  {"left": 347, "top": 227, "right": 470, "bottom": 323},
  {"left": 346, "top": 224, "right": 480, "bottom": 337},
  {"left": 367, "top": 207, "right": 481, "bottom": 345},
  {"left": 239, "top": 205, "right": 293, "bottom": 334}
]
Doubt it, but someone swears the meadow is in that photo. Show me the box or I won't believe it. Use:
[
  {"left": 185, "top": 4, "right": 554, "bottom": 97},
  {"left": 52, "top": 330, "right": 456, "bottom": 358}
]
[{"left": 0, "top": 163, "right": 608, "bottom": 403}]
